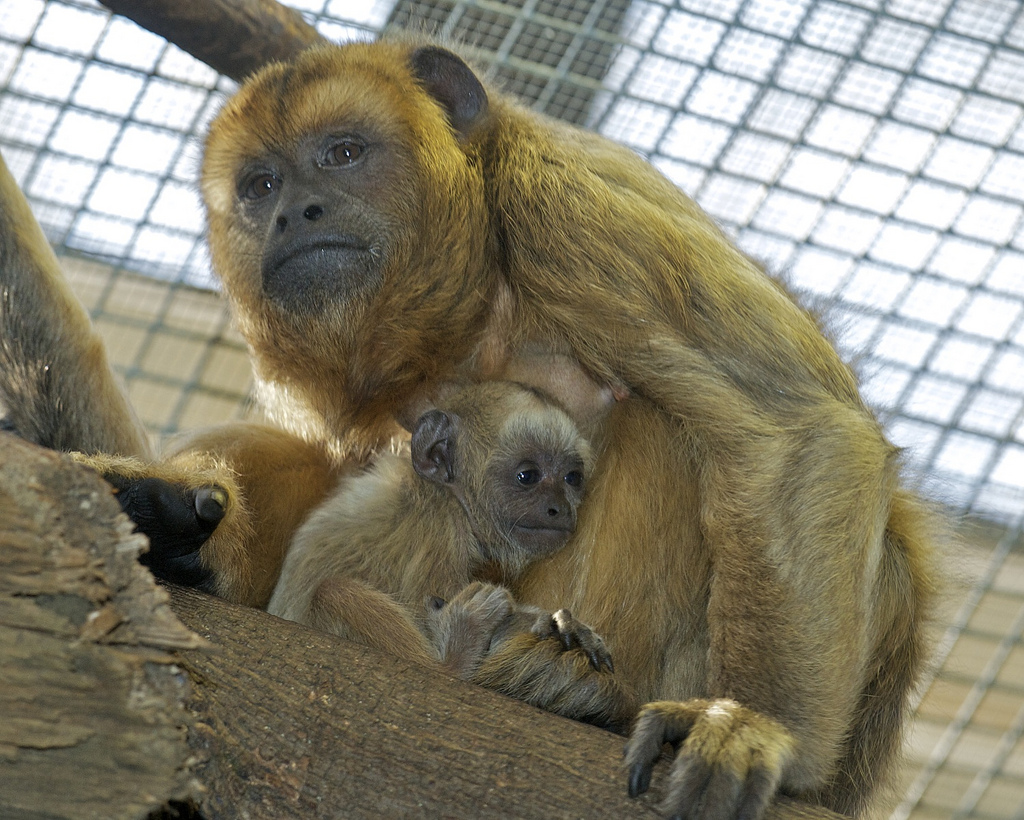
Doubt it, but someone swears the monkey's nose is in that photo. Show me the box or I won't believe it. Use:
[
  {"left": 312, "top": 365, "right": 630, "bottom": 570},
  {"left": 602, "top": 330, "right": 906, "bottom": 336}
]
[{"left": 303, "top": 204, "right": 324, "bottom": 221}]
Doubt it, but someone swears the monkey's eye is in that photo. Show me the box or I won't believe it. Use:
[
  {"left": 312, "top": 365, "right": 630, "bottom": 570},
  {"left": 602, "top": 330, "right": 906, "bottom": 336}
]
[
  {"left": 242, "top": 173, "right": 279, "bottom": 200},
  {"left": 516, "top": 467, "right": 541, "bottom": 486},
  {"left": 322, "top": 140, "right": 364, "bottom": 166},
  {"left": 564, "top": 470, "right": 584, "bottom": 488}
]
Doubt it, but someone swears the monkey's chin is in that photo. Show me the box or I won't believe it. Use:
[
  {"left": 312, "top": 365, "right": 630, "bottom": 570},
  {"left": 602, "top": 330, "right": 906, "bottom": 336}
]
[{"left": 262, "top": 245, "right": 377, "bottom": 315}]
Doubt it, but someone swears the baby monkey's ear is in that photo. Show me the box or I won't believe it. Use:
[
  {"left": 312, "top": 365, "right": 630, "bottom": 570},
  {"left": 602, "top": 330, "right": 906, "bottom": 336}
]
[
  {"left": 409, "top": 46, "right": 489, "bottom": 140},
  {"left": 411, "top": 409, "right": 459, "bottom": 485}
]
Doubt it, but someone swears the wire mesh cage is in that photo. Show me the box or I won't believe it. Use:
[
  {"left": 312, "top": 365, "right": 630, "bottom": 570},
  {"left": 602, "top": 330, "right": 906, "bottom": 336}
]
[{"left": 1, "top": 1, "right": 1023, "bottom": 817}]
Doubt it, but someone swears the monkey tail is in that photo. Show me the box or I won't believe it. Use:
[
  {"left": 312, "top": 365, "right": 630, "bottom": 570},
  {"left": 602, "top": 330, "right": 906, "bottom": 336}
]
[
  {"left": 818, "top": 488, "right": 942, "bottom": 816},
  {"left": 0, "top": 151, "right": 151, "bottom": 458}
]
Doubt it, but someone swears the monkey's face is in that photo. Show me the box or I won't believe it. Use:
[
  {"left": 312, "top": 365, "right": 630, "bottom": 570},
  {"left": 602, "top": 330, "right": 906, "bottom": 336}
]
[
  {"left": 488, "top": 443, "right": 587, "bottom": 559},
  {"left": 200, "top": 42, "right": 492, "bottom": 433},
  {"left": 228, "top": 127, "right": 409, "bottom": 316}
]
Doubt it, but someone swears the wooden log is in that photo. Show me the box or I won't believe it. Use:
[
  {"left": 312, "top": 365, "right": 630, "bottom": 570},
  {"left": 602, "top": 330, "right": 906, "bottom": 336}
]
[
  {"left": 167, "top": 585, "right": 847, "bottom": 819},
  {"left": 0, "top": 433, "right": 204, "bottom": 820},
  {"left": 96, "top": 0, "right": 326, "bottom": 82}
]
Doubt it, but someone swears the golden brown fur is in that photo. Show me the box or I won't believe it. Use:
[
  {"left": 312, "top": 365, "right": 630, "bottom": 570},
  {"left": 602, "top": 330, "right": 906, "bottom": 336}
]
[
  {"left": 267, "top": 380, "right": 594, "bottom": 629},
  {"left": 0, "top": 38, "right": 938, "bottom": 819},
  {"left": 269, "top": 381, "right": 592, "bottom": 625},
  {"left": 0, "top": 153, "right": 150, "bottom": 458},
  {"left": 161, "top": 423, "right": 337, "bottom": 605},
  {"left": 194, "top": 40, "right": 935, "bottom": 818},
  {"left": 267, "top": 381, "right": 630, "bottom": 727}
]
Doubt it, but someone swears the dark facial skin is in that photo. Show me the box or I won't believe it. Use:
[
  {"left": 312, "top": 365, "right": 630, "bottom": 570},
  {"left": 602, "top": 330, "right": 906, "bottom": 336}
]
[
  {"left": 489, "top": 447, "right": 586, "bottom": 554},
  {"left": 234, "top": 128, "right": 403, "bottom": 314}
]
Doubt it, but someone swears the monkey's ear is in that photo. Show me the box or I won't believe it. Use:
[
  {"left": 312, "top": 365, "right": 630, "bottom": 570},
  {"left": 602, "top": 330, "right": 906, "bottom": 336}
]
[
  {"left": 409, "top": 46, "right": 489, "bottom": 140},
  {"left": 411, "top": 409, "right": 457, "bottom": 485}
]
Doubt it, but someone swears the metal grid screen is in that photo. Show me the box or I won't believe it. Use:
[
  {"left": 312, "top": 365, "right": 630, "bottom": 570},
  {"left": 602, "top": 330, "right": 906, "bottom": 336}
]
[{"left": 1, "top": 1, "right": 1023, "bottom": 818}]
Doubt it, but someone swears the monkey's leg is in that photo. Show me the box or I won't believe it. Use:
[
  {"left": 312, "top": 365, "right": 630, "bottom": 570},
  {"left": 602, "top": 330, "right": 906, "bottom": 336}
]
[
  {"left": 74, "top": 422, "right": 337, "bottom": 607},
  {"left": 620, "top": 411, "right": 915, "bottom": 819},
  {"left": 0, "top": 151, "right": 150, "bottom": 457},
  {"left": 306, "top": 576, "right": 439, "bottom": 667}
]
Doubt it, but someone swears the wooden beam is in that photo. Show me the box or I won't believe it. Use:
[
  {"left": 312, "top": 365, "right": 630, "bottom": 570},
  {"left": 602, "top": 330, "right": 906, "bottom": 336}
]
[
  {"left": 96, "top": 0, "right": 326, "bottom": 82},
  {"left": 167, "top": 586, "right": 847, "bottom": 819},
  {"left": 0, "top": 434, "right": 203, "bottom": 819}
]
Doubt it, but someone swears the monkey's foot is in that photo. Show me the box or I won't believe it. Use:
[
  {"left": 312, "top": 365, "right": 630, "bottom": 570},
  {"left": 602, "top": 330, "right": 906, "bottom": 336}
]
[
  {"left": 472, "top": 612, "right": 637, "bottom": 730},
  {"left": 531, "top": 608, "right": 614, "bottom": 672},
  {"left": 429, "top": 581, "right": 515, "bottom": 636},
  {"left": 624, "top": 698, "right": 795, "bottom": 820},
  {"left": 102, "top": 473, "right": 226, "bottom": 590}
]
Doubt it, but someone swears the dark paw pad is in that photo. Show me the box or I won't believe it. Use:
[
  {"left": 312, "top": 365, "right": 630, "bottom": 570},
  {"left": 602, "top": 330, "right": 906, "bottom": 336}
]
[{"left": 105, "top": 475, "right": 225, "bottom": 591}]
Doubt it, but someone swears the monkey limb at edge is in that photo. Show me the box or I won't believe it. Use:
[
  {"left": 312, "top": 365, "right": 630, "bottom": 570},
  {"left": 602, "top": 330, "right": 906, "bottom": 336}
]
[{"left": 0, "top": 30, "right": 938, "bottom": 820}]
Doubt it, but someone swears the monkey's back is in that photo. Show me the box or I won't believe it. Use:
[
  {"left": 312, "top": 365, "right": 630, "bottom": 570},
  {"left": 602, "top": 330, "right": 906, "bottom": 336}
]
[{"left": 267, "top": 452, "right": 472, "bottom": 624}]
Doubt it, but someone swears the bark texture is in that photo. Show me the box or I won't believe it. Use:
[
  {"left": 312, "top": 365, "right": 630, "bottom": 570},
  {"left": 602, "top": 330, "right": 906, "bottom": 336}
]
[
  {"left": 0, "top": 433, "right": 203, "bottom": 820},
  {"left": 97, "top": 0, "right": 325, "bottom": 82}
]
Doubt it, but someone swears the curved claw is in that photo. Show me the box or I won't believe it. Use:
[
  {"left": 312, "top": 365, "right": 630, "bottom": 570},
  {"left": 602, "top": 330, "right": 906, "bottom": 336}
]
[
  {"left": 628, "top": 761, "right": 653, "bottom": 798},
  {"left": 625, "top": 705, "right": 671, "bottom": 800},
  {"left": 549, "top": 609, "right": 614, "bottom": 672}
]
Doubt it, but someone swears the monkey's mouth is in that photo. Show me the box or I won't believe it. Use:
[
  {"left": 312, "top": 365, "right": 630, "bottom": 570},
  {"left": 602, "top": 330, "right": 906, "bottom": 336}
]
[
  {"left": 270, "top": 238, "right": 370, "bottom": 269},
  {"left": 262, "top": 237, "right": 374, "bottom": 313},
  {"left": 512, "top": 523, "right": 574, "bottom": 553}
]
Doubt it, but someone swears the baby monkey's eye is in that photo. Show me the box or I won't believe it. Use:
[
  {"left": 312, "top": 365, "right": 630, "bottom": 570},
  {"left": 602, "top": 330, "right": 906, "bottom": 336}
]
[
  {"left": 243, "top": 173, "right": 279, "bottom": 200},
  {"left": 516, "top": 467, "right": 541, "bottom": 486},
  {"left": 564, "top": 470, "right": 584, "bottom": 488},
  {"left": 323, "top": 140, "right": 364, "bottom": 166}
]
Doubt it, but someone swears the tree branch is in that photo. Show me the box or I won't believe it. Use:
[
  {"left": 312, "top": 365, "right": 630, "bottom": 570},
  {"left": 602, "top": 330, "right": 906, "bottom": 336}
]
[
  {"left": 0, "top": 434, "right": 201, "bottom": 819},
  {"left": 167, "top": 584, "right": 847, "bottom": 819},
  {"left": 96, "top": 0, "right": 325, "bottom": 82}
]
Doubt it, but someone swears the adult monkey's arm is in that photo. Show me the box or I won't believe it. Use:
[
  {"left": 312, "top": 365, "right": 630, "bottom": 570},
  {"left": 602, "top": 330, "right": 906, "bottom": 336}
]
[{"left": 0, "top": 153, "right": 151, "bottom": 458}]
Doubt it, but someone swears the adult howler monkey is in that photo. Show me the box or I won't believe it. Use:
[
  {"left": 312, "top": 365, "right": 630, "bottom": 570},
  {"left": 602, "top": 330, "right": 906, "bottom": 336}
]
[{"left": 0, "top": 39, "right": 936, "bottom": 820}]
